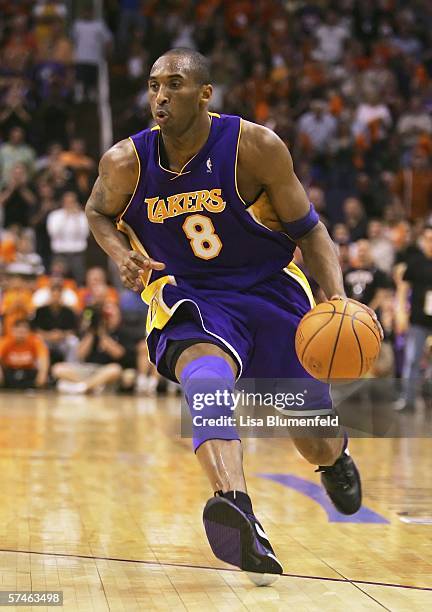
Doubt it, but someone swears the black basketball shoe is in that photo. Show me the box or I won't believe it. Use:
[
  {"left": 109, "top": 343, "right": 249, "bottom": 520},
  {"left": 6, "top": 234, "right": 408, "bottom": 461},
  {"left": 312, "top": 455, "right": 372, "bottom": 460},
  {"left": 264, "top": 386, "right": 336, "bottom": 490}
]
[
  {"left": 203, "top": 492, "right": 283, "bottom": 586},
  {"left": 316, "top": 450, "right": 362, "bottom": 515}
]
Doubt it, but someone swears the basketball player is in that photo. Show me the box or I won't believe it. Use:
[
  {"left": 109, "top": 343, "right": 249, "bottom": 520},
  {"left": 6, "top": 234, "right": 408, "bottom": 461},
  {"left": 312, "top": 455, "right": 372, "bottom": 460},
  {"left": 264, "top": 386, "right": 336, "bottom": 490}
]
[{"left": 86, "top": 49, "right": 382, "bottom": 583}]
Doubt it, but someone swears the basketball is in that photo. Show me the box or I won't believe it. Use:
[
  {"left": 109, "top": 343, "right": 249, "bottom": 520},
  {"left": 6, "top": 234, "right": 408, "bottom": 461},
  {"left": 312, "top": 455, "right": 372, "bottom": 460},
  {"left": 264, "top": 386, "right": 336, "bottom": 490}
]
[{"left": 295, "top": 300, "right": 382, "bottom": 381}]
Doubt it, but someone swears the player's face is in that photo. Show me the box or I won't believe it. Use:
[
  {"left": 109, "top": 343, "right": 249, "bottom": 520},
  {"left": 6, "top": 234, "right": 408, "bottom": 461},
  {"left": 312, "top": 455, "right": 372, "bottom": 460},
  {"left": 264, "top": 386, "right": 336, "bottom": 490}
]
[{"left": 148, "top": 58, "right": 210, "bottom": 133}]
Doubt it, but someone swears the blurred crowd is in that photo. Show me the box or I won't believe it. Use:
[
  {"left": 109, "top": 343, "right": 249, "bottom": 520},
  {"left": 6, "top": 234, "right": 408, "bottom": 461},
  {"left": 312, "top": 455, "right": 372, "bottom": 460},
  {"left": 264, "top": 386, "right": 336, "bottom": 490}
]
[
  {"left": 1, "top": 0, "right": 432, "bottom": 409},
  {"left": 0, "top": 0, "right": 160, "bottom": 395}
]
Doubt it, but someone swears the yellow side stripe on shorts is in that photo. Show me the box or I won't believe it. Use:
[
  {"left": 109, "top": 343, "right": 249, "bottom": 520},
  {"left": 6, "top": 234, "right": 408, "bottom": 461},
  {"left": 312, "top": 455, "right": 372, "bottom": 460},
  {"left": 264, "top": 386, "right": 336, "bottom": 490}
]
[
  {"left": 142, "top": 275, "right": 177, "bottom": 334},
  {"left": 284, "top": 261, "right": 315, "bottom": 309}
]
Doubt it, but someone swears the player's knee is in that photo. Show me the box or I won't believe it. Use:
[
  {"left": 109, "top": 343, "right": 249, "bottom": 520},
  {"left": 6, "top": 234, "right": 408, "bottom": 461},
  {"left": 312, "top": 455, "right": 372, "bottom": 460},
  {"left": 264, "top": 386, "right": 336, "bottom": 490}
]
[
  {"left": 175, "top": 343, "right": 237, "bottom": 381},
  {"left": 180, "top": 355, "right": 239, "bottom": 452}
]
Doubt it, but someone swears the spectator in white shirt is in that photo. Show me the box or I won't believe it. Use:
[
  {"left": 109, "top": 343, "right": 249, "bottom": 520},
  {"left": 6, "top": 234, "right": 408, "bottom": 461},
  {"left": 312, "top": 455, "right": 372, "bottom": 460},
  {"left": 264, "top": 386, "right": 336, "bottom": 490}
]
[
  {"left": 397, "top": 96, "right": 432, "bottom": 150},
  {"left": 312, "top": 10, "right": 349, "bottom": 64},
  {"left": 353, "top": 90, "right": 392, "bottom": 142},
  {"left": 298, "top": 100, "right": 338, "bottom": 155},
  {"left": 72, "top": 7, "right": 113, "bottom": 102},
  {"left": 47, "top": 191, "right": 89, "bottom": 284}
]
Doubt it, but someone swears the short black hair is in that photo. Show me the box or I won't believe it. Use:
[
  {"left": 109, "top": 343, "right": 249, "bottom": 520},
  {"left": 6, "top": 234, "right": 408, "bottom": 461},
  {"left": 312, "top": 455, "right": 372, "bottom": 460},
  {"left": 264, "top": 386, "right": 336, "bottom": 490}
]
[{"left": 154, "top": 48, "right": 211, "bottom": 85}]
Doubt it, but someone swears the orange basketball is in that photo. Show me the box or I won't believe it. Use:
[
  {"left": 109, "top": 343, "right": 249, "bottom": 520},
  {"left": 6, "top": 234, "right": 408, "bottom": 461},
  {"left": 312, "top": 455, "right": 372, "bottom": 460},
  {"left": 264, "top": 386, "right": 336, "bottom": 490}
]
[{"left": 295, "top": 299, "right": 382, "bottom": 381}]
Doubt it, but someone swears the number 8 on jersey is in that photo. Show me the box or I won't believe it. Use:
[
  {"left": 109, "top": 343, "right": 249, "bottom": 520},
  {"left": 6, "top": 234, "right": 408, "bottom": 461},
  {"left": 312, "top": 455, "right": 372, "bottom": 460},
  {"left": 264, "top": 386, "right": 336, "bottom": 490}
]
[{"left": 182, "top": 214, "right": 222, "bottom": 260}]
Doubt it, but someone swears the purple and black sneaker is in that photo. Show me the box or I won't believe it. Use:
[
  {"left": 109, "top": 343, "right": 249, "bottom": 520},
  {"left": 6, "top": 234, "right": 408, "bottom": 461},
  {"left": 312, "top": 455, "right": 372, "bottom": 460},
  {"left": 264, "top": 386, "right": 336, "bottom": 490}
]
[{"left": 203, "top": 491, "right": 283, "bottom": 586}]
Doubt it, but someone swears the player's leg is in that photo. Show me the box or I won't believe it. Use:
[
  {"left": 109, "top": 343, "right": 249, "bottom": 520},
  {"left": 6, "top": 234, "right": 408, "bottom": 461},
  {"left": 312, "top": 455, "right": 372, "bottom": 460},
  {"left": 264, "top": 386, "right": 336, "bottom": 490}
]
[
  {"left": 292, "top": 436, "right": 343, "bottom": 467},
  {"left": 175, "top": 342, "right": 247, "bottom": 493},
  {"left": 243, "top": 269, "right": 362, "bottom": 515},
  {"left": 291, "top": 426, "right": 361, "bottom": 515},
  {"left": 170, "top": 338, "right": 283, "bottom": 581}
]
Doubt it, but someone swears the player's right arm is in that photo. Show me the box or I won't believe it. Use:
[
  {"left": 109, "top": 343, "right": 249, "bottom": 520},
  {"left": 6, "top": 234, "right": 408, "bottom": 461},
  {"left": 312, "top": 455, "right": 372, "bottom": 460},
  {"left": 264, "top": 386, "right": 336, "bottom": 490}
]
[{"left": 85, "top": 139, "right": 165, "bottom": 291}]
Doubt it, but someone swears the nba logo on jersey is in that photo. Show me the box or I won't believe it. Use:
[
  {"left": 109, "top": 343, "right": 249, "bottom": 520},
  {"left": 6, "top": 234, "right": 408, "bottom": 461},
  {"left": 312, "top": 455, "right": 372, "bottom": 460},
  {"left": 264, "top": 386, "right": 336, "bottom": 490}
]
[{"left": 206, "top": 158, "right": 212, "bottom": 173}]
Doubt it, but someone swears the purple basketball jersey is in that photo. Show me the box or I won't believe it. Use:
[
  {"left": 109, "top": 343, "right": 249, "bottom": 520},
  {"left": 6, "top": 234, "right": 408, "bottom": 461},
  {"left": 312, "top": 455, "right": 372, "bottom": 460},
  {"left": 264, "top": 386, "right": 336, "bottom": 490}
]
[{"left": 118, "top": 113, "right": 296, "bottom": 291}]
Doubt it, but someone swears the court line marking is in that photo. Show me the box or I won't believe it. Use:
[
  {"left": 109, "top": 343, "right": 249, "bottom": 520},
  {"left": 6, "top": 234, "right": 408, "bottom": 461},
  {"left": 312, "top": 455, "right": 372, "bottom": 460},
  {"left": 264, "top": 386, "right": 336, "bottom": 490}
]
[{"left": 0, "top": 548, "right": 430, "bottom": 593}]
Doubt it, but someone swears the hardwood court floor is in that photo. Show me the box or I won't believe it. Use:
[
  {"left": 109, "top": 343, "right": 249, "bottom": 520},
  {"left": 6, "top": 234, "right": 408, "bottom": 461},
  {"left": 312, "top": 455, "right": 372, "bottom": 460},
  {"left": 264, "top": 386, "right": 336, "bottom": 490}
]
[{"left": 0, "top": 391, "right": 431, "bottom": 611}]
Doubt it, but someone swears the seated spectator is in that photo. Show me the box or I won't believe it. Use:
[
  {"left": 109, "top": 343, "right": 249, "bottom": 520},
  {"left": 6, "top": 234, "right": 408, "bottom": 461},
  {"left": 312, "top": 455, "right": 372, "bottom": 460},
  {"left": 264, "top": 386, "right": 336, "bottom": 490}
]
[
  {"left": 32, "top": 284, "right": 78, "bottom": 364},
  {"left": 77, "top": 267, "right": 119, "bottom": 311},
  {"left": 7, "top": 231, "right": 44, "bottom": 277},
  {"left": 298, "top": 100, "right": 338, "bottom": 157},
  {"left": 397, "top": 96, "right": 432, "bottom": 151},
  {"left": 344, "top": 239, "right": 394, "bottom": 311},
  {"left": 0, "top": 319, "right": 49, "bottom": 389},
  {"left": 118, "top": 290, "right": 160, "bottom": 394},
  {"left": 0, "top": 127, "right": 36, "bottom": 188},
  {"left": 1, "top": 273, "right": 34, "bottom": 335},
  {"left": 343, "top": 197, "right": 368, "bottom": 241},
  {"left": 0, "top": 81, "right": 32, "bottom": 139},
  {"left": 34, "top": 142, "right": 64, "bottom": 175},
  {"left": 1, "top": 14, "right": 35, "bottom": 76},
  {"left": 367, "top": 219, "right": 394, "bottom": 274},
  {"left": 391, "top": 220, "right": 421, "bottom": 267},
  {"left": 33, "top": 257, "right": 79, "bottom": 310},
  {"left": 0, "top": 227, "right": 19, "bottom": 265},
  {"left": 59, "top": 138, "right": 95, "bottom": 197},
  {"left": 46, "top": 191, "right": 89, "bottom": 285},
  {"left": 52, "top": 302, "right": 128, "bottom": 394},
  {"left": 392, "top": 147, "right": 432, "bottom": 222},
  {"left": 332, "top": 223, "right": 350, "bottom": 245},
  {"left": 41, "top": 156, "right": 78, "bottom": 199},
  {"left": 353, "top": 90, "right": 392, "bottom": 144},
  {"left": 0, "top": 163, "right": 37, "bottom": 229}
]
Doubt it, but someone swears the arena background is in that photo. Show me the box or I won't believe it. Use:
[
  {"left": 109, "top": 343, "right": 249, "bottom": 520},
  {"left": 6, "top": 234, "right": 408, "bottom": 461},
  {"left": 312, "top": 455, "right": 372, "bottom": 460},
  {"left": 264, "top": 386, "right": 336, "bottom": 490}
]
[{"left": 0, "top": 1, "right": 431, "bottom": 610}]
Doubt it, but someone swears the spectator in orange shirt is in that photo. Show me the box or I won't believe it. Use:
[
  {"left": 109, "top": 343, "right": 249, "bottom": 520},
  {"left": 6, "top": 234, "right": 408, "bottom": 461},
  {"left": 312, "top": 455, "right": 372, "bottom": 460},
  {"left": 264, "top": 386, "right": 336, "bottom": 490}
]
[
  {"left": 1, "top": 274, "right": 34, "bottom": 335},
  {"left": 392, "top": 148, "right": 432, "bottom": 221},
  {"left": 59, "top": 138, "right": 95, "bottom": 197},
  {"left": 0, "top": 319, "right": 49, "bottom": 388}
]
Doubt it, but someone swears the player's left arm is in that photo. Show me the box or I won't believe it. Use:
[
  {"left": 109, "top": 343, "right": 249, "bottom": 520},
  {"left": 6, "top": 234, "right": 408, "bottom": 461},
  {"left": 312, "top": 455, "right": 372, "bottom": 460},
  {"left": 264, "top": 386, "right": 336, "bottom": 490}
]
[{"left": 240, "top": 122, "right": 382, "bottom": 333}]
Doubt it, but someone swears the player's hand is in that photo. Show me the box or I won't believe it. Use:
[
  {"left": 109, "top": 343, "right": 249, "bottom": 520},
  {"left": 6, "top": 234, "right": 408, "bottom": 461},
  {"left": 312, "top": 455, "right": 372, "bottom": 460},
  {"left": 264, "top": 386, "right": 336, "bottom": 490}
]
[
  {"left": 119, "top": 250, "right": 166, "bottom": 292},
  {"left": 330, "top": 294, "right": 384, "bottom": 341}
]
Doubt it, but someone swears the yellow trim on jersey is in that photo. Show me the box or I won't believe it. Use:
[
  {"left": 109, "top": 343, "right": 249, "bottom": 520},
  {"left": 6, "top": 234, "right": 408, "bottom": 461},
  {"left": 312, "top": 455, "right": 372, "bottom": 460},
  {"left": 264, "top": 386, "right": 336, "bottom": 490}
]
[
  {"left": 284, "top": 261, "right": 315, "bottom": 309},
  {"left": 234, "top": 118, "right": 247, "bottom": 206},
  {"left": 151, "top": 125, "right": 161, "bottom": 131},
  {"left": 208, "top": 112, "right": 221, "bottom": 118},
  {"left": 157, "top": 113, "right": 217, "bottom": 178},
  {"left": 116, "top": 138, "right": 141, "bottom": 222}
]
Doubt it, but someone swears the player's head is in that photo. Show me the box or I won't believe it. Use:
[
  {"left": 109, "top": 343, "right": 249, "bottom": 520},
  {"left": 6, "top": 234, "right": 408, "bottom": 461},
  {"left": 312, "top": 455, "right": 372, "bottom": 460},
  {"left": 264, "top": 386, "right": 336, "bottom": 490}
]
[{"left": 148, "top": 48, "right": 212, "bottom": 134}]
